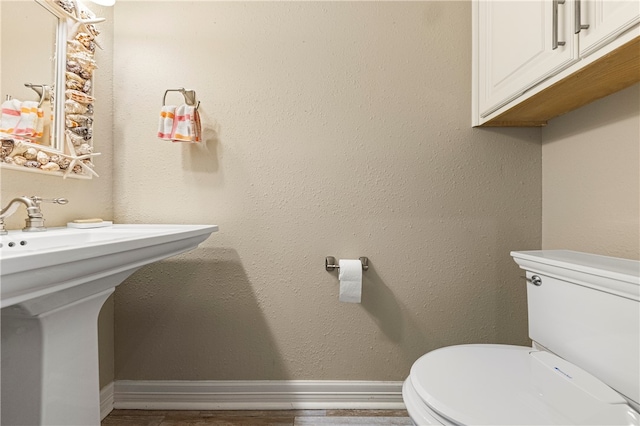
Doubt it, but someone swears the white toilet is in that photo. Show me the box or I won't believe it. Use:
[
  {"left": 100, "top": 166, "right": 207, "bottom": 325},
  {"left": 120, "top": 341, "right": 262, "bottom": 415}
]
[{"left": 403, "top": 250, "right": 640, "bottom": 425}]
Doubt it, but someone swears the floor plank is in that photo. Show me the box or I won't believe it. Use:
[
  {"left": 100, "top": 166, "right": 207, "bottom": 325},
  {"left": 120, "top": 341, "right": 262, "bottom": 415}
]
[
  {"left": 325, "top": 410, "right": 408, "bottom": 417},
  {"left": 102, "top": 409, "right": 412, "bottom": 426},
  {"left": 102, "top": 414, "right": 165, "bottom": 426},
  {"left": 158, "top": 417, "right": 294, "bottom": 426},
  {"left": 294, "top": 417, "right": 412, "bottom": 426}
]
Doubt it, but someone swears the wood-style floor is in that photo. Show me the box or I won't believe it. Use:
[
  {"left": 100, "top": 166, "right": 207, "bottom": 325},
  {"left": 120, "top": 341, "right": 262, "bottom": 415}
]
[{"left": 102, "top": 409, "right": 412, "bottom": 425}]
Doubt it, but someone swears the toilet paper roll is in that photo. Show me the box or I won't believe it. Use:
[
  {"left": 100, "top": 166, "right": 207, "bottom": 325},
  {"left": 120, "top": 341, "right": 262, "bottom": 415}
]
[{"left": 338, "top": 259, "right": 362, "bottom": 303}]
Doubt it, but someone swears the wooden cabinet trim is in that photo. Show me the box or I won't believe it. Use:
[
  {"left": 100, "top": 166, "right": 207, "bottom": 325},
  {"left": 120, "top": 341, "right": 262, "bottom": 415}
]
[{"left": 478, "top": 36, "right": 640, "bottom": 127}]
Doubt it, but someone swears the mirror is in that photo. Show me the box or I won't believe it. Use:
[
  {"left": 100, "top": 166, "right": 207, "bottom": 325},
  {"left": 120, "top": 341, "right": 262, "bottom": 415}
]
[
  {"left": 1, "top": 1, "right": 56, "bottom": 147},
  {"left": 0, "top": 0, "right": 104, "bottom": 179}
]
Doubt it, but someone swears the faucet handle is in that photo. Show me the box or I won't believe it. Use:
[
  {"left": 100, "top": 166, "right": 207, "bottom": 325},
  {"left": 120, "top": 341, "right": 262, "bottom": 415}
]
[
  {"left": 21, "top": 197, "right": 69, "bottom": 232},
  {"left": 30, "top": 196, "right": 69, "bottom": 205}
]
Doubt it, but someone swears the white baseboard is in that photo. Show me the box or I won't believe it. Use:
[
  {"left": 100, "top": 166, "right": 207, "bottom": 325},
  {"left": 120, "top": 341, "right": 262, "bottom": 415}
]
[
  {"left": 100, "top": 382, "right": 114, "bottom": 420},
  {"left": 108, "top": 380, "right": 406, "bottom": 410}
]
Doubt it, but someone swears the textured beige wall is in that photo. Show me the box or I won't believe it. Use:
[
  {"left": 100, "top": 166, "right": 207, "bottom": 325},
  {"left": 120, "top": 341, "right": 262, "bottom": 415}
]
[
  {"left": 112, "top": 1, "right": 541, "bottom": 381},
  {"left": 542, "top": 84, "right": 640, "bottom": 260},
  {"left": 0, "top": 3, "right": 115, "bottom": 388}
]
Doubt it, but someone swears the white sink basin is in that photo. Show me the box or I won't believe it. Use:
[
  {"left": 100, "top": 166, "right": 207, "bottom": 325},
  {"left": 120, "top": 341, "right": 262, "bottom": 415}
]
[
  {"left": 0, "top": 223, "right": 217, "bottom": 425},
  {"left": 1, "top": 224, "right": 218, "bottom": 309},
  {"left": 1, "top": 228, "right": 145, "bottom": 255}
]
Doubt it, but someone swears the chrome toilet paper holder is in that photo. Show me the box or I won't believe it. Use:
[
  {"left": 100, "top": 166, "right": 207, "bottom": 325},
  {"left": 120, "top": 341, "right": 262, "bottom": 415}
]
[{"left": 325, "top": 256, "right": 369, "bottom": 272}]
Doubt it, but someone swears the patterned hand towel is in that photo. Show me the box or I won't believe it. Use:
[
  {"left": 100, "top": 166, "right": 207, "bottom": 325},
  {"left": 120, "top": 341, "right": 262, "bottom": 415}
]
[
  {"left": 157, "top": 105, "right": 176, "bottom": 140},
  {"left": 35, "top": 107, "right": 45, "bottom": 139},
  {"left": 13, "top": 101, "right": 40, "bottom": 137},
  {"left": 0, "top": 99, "right": 22, "bottom": 135},
  {"left": 171, "top": 104, "right": 201, "bottom": 143}
]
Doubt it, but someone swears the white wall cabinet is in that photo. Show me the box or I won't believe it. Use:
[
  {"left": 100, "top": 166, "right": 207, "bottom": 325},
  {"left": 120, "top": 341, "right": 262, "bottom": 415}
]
[
  {"left": 476, "top": 0, "right": 578, "bottom": 120},
  {"left": 473, "top": 0, "right": 640, "bottom": 127},
  {"left": 579, "top": 0, "right": 640, "bottom": 56}
]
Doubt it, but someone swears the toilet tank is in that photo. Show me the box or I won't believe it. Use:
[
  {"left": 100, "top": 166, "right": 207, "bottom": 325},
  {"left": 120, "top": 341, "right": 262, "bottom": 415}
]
[{"left": 511, "top": 250, "right": 640, "bottom": 410}]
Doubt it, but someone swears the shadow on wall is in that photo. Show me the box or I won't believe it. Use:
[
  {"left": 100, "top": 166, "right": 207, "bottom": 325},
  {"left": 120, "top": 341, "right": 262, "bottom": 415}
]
[
  {"left": 541, "top": 84, "right": 640, "bottom": 142},
  {"left": 114, "top": 247, "right": 289, "bottom": 381},
  {"left": 360, "top": 263, "right": 438, "bottom": 368},
  {"left": 180, "top": 106, "right": 222, "bottom": 175}
]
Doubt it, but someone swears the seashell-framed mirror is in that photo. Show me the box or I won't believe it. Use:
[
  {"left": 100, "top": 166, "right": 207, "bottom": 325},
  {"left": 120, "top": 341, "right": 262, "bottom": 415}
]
[{"left": 0, "top": 0, "right": 103, "bottom": 179}]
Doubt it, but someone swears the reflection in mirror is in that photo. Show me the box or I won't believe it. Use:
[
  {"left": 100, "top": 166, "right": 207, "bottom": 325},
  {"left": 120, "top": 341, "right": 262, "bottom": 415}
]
[
  {"left": 0, "top": 0, "right": 103, "bottom": 179},
  {"left": 0, "top": 1, "right": 56, "bottom": 147}
]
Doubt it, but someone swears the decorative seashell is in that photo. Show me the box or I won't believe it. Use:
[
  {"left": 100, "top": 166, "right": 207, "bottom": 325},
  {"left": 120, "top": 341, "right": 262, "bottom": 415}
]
[
  {"left": 1, "top": 139, "right": 14, "bottom": 158},
  {"left": 68, "top": 50, "right": 92, "bottom": 62},
  {"left": 9, "top": 141, "right": 28, "bottom": 156},
  {"left": 67, "top": 60, "right": 82, "bottom": 74},
  {"left": 75, "top": 32, "right": 94, "bottom": 43},
  {"left": 4, "top": 156, "right": 14, "bottom": 164},
  {"left": 82, "top": 79, "right": 92, "bottom": 94},
  {"left": 66, "top": 117, "right": 80, "bottom": 128},
  {"left": 70, "top": 126, "right": 90, "bottom": 136},
  {"left": 67, "top": 40, "right": 89, "bottom": 55},
  {"left": 66, "top": 79, "right": 84, "bottom": 91},
  {"left": 79, "top": 9, "right": 96, "bottom": 20},
  {"left": 72, "top": 164, "right": 83, "bottom": 174},
  {"left": 65, "top": 99, "right": 88, "bottom": 114},
  {"left": 66, "top": 130, "right": 85, "bottom": 147},
  {"left": 79, "top": 69, "right": 92, "bottom": 80},
  {"left": 66, "top": 72, "right": 85, "bottom": 91},
  {"left": 66, "top": 89, "right": 95, "bottom": 104},
  {"left": 41, "top": 162, "right": 61, "bottom": 172},
  {"left": 75, "top": 39, "right": 95, "bottom": 54},
  {"left": 24, "top": 148, "right": 38, "bottom": 160},
  {"left": 36, "top": 151, "right": 50, "bottom": 165},
  {"left": 85, "top": 24, "right": 100, "bottom": 38},
  {"left": 86, "top": 104, "right": 94, "bottom": 115},
  {"left": 76, "top": 143, "right": 93, "bottom": 155},
  {"left": 55, "top": 156, "right": 71, "bottom": 170},
  {"left": 67, "top": 114, "right": 93, "bottom": 126},
  {"left": 68, "top": 52, "right": 97, "bottom": 72},
  {"left": 79, "top": 65, "right": 96, "bottom": 79},
  {"left": 75, "top": 33, "right": 96, "bottom": 52},
  {"left": 24, "top": 160, "right": 40, "bottom": 168},
  {"left": 55, "top": 0, "right": 75, "bottom": 14},
  {"left": 66, "top": 71, "right": 86, "bottom": 84},
  {"left": 13, "top": 155, "right": 27, "bottom": 166}
]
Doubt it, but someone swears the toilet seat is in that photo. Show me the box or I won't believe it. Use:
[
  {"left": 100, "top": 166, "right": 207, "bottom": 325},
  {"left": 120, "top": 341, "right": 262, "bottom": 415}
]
[{"left": 405, "top": 344, "right": 640, "bottom": 425}]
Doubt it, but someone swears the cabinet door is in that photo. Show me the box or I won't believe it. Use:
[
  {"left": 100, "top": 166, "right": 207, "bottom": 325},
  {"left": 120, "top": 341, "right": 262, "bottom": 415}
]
[
  {"left": 578, "top": 0, "right": 640, "bottom": 57},
  {"left": 477, "top": 0, "right": 579, "bottom": 118}
]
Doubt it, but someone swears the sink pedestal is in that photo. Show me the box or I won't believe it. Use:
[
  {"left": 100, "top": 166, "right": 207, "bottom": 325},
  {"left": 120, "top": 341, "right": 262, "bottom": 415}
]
[
  {"left": 1, "top": 224, "right": 218, "bottom": 425},
  {"left": 2, "top": 288, "right": 114, "bottom": 425}
]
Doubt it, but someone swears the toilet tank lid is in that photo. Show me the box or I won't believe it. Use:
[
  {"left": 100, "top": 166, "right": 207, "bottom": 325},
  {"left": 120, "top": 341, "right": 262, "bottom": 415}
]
[{"left": 511, "top": 250, "right": 639, "bottom": 301}]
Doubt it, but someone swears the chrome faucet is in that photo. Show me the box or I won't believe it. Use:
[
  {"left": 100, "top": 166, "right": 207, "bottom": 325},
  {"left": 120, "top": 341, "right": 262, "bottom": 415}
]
[{"left": 0, "top": 196, "right": 69, "bottom": 235}]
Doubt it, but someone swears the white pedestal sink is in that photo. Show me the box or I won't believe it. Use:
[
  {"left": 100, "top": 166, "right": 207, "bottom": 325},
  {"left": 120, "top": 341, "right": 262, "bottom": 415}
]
[{"left": 0, "top": 224, "right": 218, "bottom": 425}]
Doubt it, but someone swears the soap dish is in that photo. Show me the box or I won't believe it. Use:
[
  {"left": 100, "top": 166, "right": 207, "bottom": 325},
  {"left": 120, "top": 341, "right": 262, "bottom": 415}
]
[{"left": 67, "top": 221, "right": 113, "bottom": 229}]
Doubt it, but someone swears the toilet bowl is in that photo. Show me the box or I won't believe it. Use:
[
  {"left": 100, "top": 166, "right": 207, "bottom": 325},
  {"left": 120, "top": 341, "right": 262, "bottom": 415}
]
[
  {"left": 403, "top": 250, "right": 640, "bottom": 426},
  {"left": 403, "top": 344, "right": 640, "bottom": 425}
]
